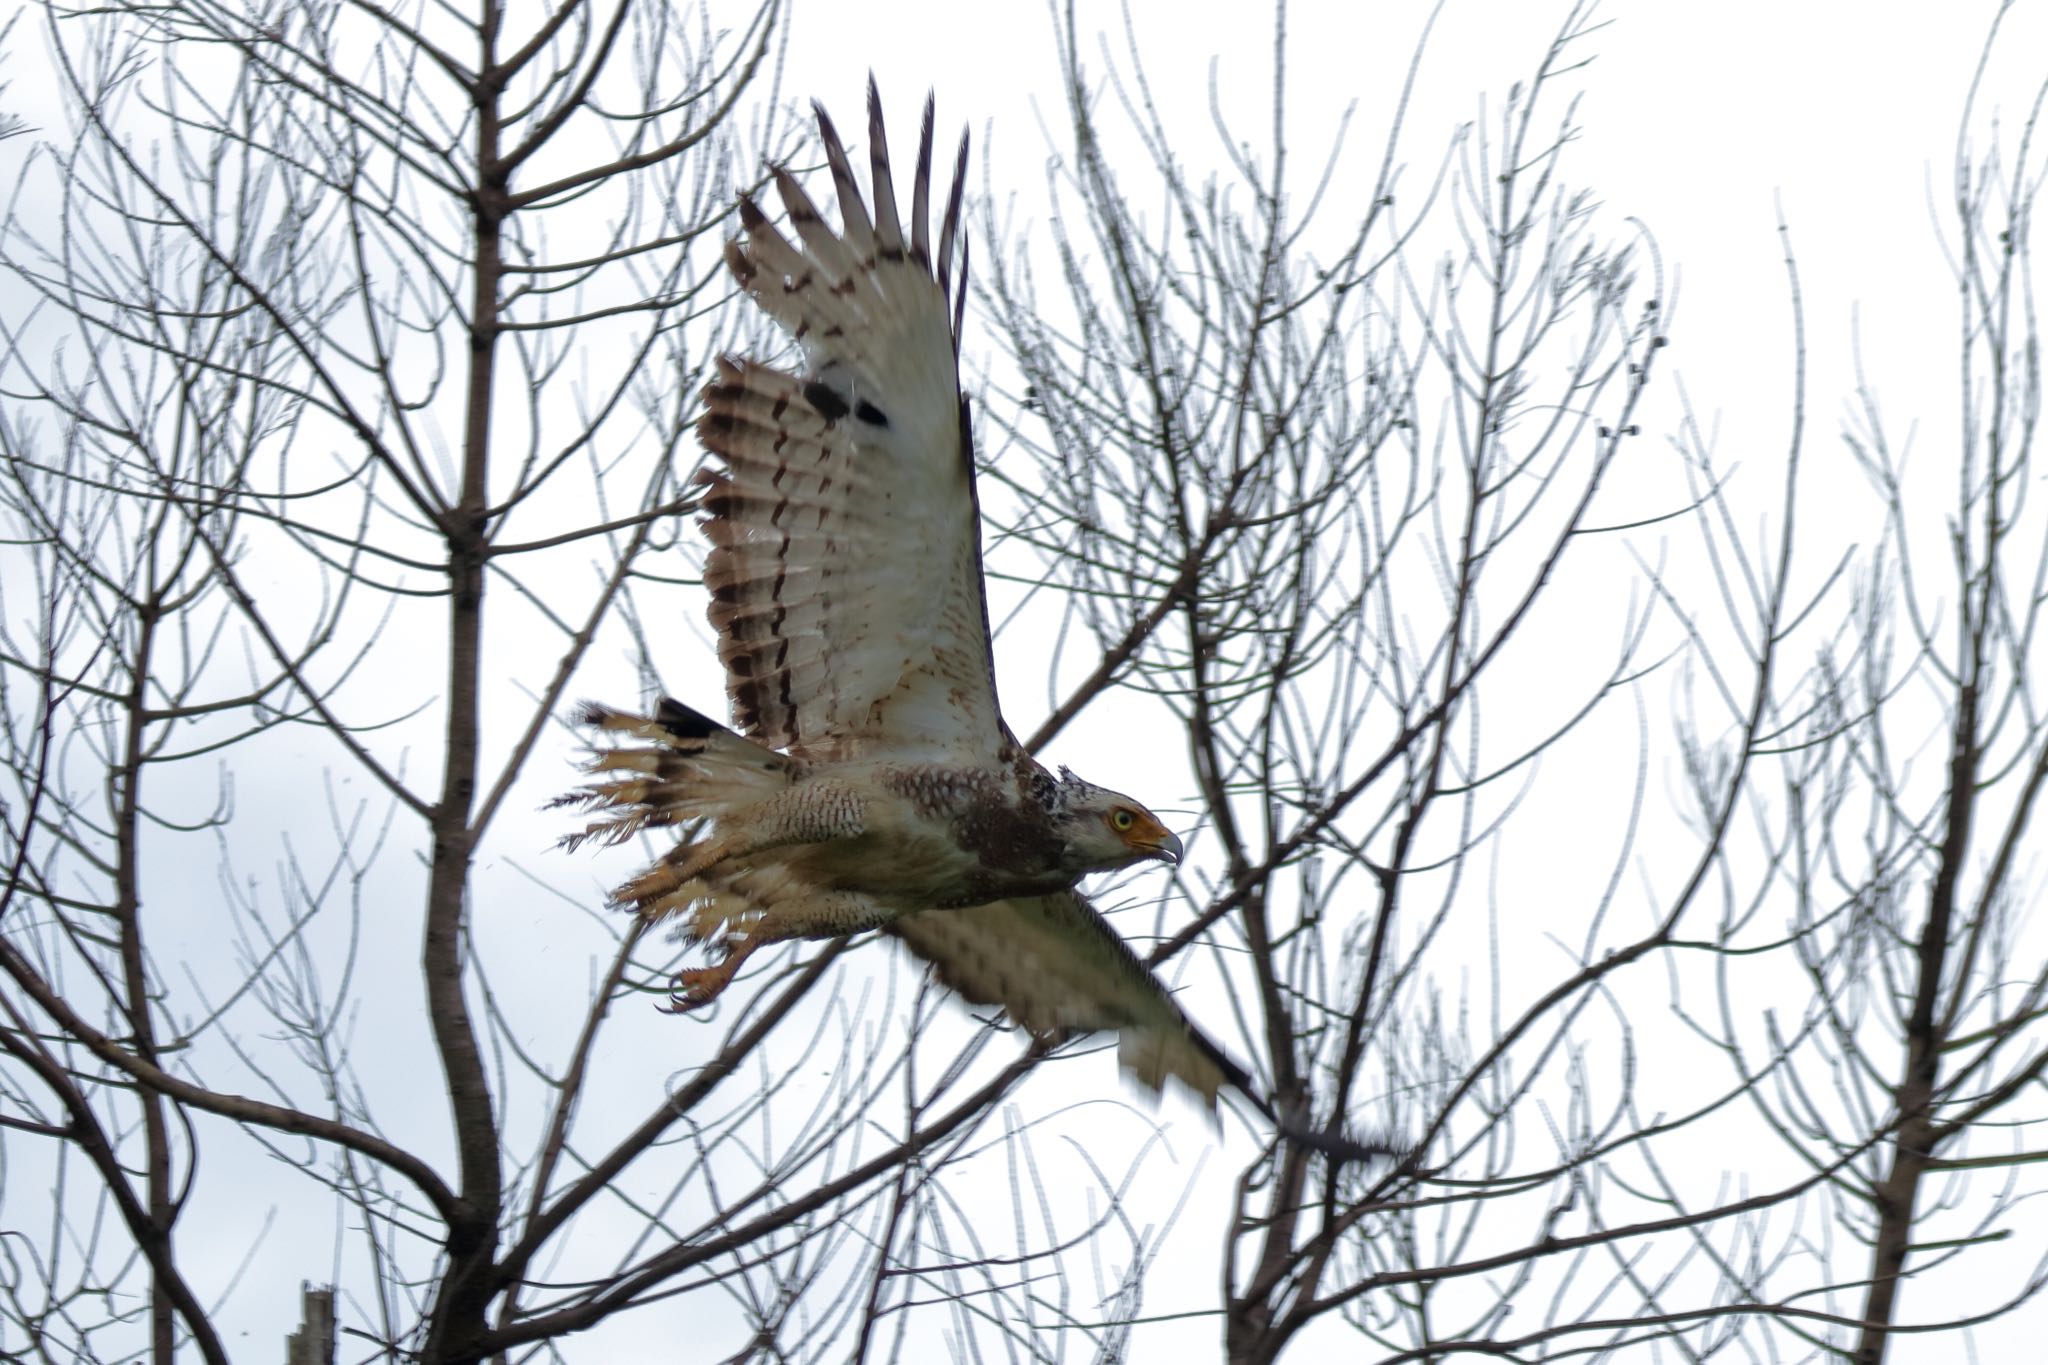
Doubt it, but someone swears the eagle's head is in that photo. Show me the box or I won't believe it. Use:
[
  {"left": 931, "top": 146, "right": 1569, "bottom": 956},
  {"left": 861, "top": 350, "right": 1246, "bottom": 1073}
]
[{"left": 1051, "top": 767, "right": 1183, "bottom": 873}]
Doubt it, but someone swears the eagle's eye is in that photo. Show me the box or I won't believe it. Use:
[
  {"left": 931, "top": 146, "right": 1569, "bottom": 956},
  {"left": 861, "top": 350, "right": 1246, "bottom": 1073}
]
[{"left": 1110, "top": 808, "right": 1137, "bottom": 832}]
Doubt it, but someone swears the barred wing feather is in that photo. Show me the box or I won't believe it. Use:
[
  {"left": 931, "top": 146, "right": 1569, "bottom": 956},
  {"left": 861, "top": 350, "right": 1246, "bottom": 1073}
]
[{"left": 699, "top": 85, "right": 1001, "bottom": 764}]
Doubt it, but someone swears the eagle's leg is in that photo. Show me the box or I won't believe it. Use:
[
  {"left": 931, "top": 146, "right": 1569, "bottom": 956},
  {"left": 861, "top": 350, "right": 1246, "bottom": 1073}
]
[
  {"left": 665, "top": 933, "right": 762, "bottom": 1011},
  {"left": 650, "top": 832, "right": 745, "bottom": 891},
  {"left": 662, "top": 888, "right": 897, "bottom": 1010}
]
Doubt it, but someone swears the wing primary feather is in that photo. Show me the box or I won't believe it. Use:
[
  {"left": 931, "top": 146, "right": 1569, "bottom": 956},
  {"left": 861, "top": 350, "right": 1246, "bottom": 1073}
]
[
  {"left": 866, "top": 77, "right": 905, "bottom": 255},
  {"left": 953, "top": 234, "right": 970, "bottom": 356},
  {"left": 911, "top": 96, "right": 935, "bottom": 266},
  {"left": 936, "top": 130, "right": 968, "bottom": 310},
  {"left": 771, "top": 166, "right": 861, "bottom": 290},
  {"left": 811, "top": 101, "right": 875, "bottom": 257},
  {"left": 730, "top": 195, "right": 812, "bottom": 304},
  {"left": 722, "top": 237, "right": 753, "bottom": 288},
  {"left": 734, "top": 192, "right": 773, "bottom": 239},
  {"left": 956, "top": 393, "right": 1000, "bottom": 700}
]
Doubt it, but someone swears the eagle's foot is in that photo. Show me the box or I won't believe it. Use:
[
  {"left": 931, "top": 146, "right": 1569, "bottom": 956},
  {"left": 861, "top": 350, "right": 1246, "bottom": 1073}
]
[{"left": 663, "top": 935, "right": 760, "bottom": 1011}]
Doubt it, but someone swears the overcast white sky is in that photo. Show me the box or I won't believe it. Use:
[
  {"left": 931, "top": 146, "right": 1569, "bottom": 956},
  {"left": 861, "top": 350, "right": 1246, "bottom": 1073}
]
[{"left": 6, "top": 0, "right": 2045, "bottom": 1359}]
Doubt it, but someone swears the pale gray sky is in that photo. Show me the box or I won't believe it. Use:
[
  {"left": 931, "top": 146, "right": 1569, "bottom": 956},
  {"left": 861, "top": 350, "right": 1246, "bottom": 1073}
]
[{"left": 4, "top": 0, "right": 2042, "bottom": 1359}]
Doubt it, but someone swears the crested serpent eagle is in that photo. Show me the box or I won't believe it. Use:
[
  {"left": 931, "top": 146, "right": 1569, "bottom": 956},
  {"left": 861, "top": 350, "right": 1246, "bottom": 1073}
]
[{"left": 562, "top": 84, "right": 1390, "bottom": 1148}]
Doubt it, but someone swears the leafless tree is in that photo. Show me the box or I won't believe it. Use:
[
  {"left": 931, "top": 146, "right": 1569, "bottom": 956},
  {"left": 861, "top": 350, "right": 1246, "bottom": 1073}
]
[
  {"left": 0, "top": 0, "right": 983, "bottom": 1357},
  {"left": 968, "top": 2, "right": 2048, "bottom": 1362},
  {"left": 3, "top": 0, "right": 2045, "bottom": 1361},
  {"left": 1741, "top": 11, "right": 2048, "bottom": 1360}
]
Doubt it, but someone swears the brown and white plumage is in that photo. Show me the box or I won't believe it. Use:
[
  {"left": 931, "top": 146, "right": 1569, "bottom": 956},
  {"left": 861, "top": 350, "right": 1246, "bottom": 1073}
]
[
  {"left": 699, "top": 94, "right": 989, "bottom": 764},
  {"left": 560, "top": 84, "right": 1254, "bottom": 1112}
]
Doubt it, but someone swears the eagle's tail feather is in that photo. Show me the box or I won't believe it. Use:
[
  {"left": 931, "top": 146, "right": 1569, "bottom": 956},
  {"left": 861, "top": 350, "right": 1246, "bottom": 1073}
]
[
  {"left": 555, "top": 697, "right": 796, "bottom": 855},
  {"left": 561, "top": 700, "right": 884, "bottom": 1007}
]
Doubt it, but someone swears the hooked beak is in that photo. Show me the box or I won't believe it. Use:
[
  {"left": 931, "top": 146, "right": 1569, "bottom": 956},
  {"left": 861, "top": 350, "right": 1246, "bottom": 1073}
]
[{"left": 1145, "top": 830, "right": 1184, "bottom": 867}]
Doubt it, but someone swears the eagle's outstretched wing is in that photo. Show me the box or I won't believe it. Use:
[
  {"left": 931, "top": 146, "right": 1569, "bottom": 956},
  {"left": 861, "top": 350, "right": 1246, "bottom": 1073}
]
[
  {"left": 699, "top": 84, "right": 1002, "bottom": 764},
  {"left": 890, "top": 894, "right": 1408, "bottom": 1163},
  {"left": 887, "top": 892, "right": 1256, "bottom": 1108}
]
